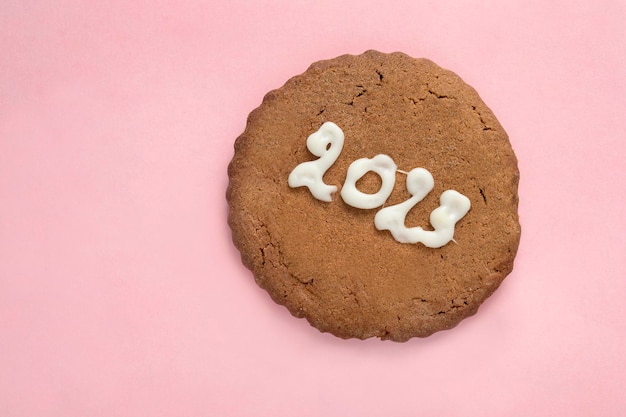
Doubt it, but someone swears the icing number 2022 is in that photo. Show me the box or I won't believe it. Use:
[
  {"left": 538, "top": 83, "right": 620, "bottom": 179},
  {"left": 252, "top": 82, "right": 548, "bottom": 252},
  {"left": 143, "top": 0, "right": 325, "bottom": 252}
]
[{"left": 288, "top": 122, "right": 470, "bottom": 248}]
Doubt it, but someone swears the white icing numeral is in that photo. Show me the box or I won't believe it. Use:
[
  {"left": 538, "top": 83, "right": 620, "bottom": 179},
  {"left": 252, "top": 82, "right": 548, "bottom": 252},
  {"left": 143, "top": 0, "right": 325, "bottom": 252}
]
[
  {"left": 424, "top": 190, "right": 471, "bottom": 247},
  {"left": 289, "top": 122, "right": 471, "bottom": 248},
  {"left": 288, "top": 122, "right": 344, "bottom": 202},
  {"left": 340, "top": 155, "right": 397, "bottom": 209},
  {"left": 375, "top": 168, "right": 470, "bottom": 248},
  {"left": 374, "top": 168, "right": 434, "bottom": 241}
]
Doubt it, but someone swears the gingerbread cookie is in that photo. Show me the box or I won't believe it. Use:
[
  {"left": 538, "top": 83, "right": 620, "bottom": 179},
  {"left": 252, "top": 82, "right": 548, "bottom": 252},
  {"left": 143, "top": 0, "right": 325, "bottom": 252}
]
[{"left": 227, "top": 50, "right": 520, "bottom": 341}]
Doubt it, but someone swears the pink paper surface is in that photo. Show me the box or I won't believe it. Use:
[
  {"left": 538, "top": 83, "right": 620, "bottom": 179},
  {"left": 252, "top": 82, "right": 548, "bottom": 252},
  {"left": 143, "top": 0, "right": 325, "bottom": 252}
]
[{"left": 1, "top": 1, "right": 625, "bottom": 416}]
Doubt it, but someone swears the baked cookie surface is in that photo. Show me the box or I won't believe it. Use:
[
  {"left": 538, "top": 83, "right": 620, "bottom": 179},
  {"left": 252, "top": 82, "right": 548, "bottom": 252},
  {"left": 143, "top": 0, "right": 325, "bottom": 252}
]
[{"left": 227, "top": 50, "right": 520, "bottom": 341}]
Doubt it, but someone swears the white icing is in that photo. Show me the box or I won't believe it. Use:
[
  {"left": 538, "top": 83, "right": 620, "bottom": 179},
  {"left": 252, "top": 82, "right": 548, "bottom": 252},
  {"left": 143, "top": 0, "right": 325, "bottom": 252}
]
[
  {"left": 288, "top": 121, "right": 471, "bottom": 248},
  {"left": 340, "top": 154, "right": 397, "bottom": 209},
  {"left": 375, "top": 169, "right": 471, "bottom": 248},
  {"left": 374, "top": 168, "right": 434, "bottom": 241},
  {"left": 288, "top": 122, "right": 344, "bottom": 202}
]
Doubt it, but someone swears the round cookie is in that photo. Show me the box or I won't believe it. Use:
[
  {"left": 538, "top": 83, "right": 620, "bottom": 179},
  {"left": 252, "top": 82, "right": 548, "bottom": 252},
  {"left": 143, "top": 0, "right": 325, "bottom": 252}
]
[{"left": 227, "top": 50, "right": 520, "bottom": 341}]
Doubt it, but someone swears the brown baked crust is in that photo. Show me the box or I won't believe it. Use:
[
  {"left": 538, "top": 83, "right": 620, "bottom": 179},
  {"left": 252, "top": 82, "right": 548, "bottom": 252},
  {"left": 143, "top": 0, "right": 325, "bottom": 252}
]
[{"left": 227, "top": 50, "right": 520, "bottom": 341}]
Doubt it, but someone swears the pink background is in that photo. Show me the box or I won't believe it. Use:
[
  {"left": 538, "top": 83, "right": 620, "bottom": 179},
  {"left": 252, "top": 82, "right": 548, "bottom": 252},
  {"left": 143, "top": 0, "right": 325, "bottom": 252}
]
[{"left": 1, "top": 1, "right": 625, "bottom": 416}]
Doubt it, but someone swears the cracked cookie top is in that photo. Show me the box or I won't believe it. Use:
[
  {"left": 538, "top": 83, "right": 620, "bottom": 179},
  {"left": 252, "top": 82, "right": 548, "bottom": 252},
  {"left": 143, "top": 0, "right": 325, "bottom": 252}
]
[{"left": 227, "top": 50, "right": 520, "bottom": 341}]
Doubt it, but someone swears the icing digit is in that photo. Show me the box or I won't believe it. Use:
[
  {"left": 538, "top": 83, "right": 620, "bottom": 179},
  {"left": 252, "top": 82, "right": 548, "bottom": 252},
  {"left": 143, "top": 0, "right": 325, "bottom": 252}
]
[
  {"left": 288, "top": 122, "right": 344, "bottom": 202},
  {"left": 374, "top": 168, "right": 434, "bottom": 242},
  {"left": 420, "top": 190, "right": 471, "bottom": 247},
  {"left": 340, "top": 155, "right": 397, "bottom": 209},
  {"left": 375, "top": 172, "right": 471, "bottom": 248}
]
